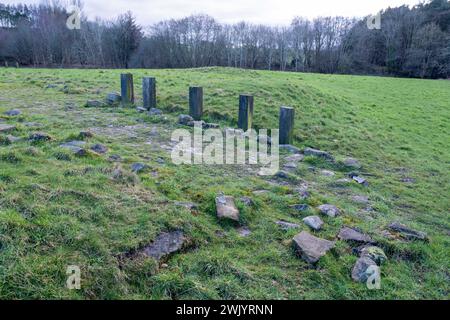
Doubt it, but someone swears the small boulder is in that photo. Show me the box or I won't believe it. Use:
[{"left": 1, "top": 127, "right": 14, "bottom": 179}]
[
  {"left": 237, "top": 227, "right": 251, "bottom": 237},
  {"left": 131, "top": 162, "right": 148, "bottom": 173},
  {"left": 338, "top": 226, "right": 374, "bottom": 244},
  {"left": 276, "top": 220, "right": 300, "bottom": 230},
  {"left": 4, "top": 109, "right": 21, "bottom": 116},
  {"left": 320, "top": 170, "right": 335, "bottom": 177},
  {"left": 285, "top": 154, "right": 304, "bottom": 163},
  {"left": 388, "top": 222, "right": 428, "bottom": 241},
  {"left": 318, "top": 204, "right": 341, "bottom": 218},
  {"left": 352, "top": 195, "right": 369, "bottom": 204},
  {"left": 358, "top": 246, "right": 388, "bottom": 265},
  {"left": 142, "top": 231, "right": 186, "bottom": 261},
  {"left": 79, "top": 131, "right": 94, "bottom": 139},
  {"left": 303, "top": 216, "right": 324, "bottom": 231},
  {"left": 136, "top": 106, "right": 147, "bottom": 113},
  {"left": 178, "top": 114, "right": 194, "bottom": 125},
  {"left": 351, "top": 257, "right": 378, "bottom": 283},
  {"left": 304, "top": 147, "right": 333, "bottom": 160},
  {"left": 29, "top": 132, "right": 52, "bottom": 142},
  {"left": 239, "top": 196, "right": 254, "bottom": 206},
  {"left": 292, "top": 231, "right": 336, "bottom": 264},
  {"left": 85, "top": 100, "right": 105, "bottom": 108},
  {"left": 60, "top": 141, "right": 87, "bottom": 156},
  {"left": 91, "top": 144, "right": 108, "bottom": 154},
  {"left": 290, "top": 204, "right": 309, "bottom": 212},
  {"left": 174, "top": 201, "right": 198, "bottom": 212},
  {"left": 148, "top": 108, "right": 163, "bottom": 116},
  {"left": 216, "top": 195, "right": 239, "bottom": 222},
  {"left": 343, "top": 157, "right": 361, "bottom": 169},
  {"left": 0, "top": 124, "right": 16, "bottom": 133},
  {"left": 352, "top": 176, "right": 368, "bottom": 186},
  {"left": 106, "top": 92, "right": 121, "bottom": 105}
]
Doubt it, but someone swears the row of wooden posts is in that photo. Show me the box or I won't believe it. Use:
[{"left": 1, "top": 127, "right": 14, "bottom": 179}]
[{"left": 120, "top": 73, "right": 295, "bottom": 145}]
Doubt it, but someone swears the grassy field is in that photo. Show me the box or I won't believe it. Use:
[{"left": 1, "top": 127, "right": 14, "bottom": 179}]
[{"left": 0, "top": 67, "right": 448, "bottom": 299}]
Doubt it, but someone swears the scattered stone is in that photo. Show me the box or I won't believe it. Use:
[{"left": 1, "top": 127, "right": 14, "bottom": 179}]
[
  {"left": 352, "top": 176, "right": 368, "bottom": 186},
  {"left": 136, "top": 106, "right": 147, "bottom": 113},
  {"left": 108, "top": 154, "right": 122, "bottom": 162},
  {"left": 334, "top": 178, "right": 352, "bottom": 185},
  {"left": 252, "top": 190, "right": 269, "bottom": 196},
  {"left": 292, "top": 231, "right": 336, "bottom": 264},
  {"left": 290, "top": 204, "right": 309, "bottom": 212},
  {"left": 237, "top": 227, "right": 251, "bottom": 237},
  {"left": 131, "top": 162, "right": 148, "bottom": 173},
  {"left": 275, "top": 170, "right": 291, "bottom": 179},
  {"left": 29, "top": 132, "right": 52, "bottom": 142},
  {"left": 302, "top": 216, "right": 324, "bottom": 231},
  {"left": 338, "top": 226, "right": 374, "bottom": 244},
  {"left": 285, "top": 154, "right": 304, "bottom": 163},
  {"left": 148, "top": 108, "right": 163, "bottom": 116},
  {"left": 239, "top": 196, "right": 254, "bottom": 206},
  {"left": 106, "top": 92, "right": 121, "bottom": 105},
  {"left": 320, "top": 170, "right": 335, "bottom": 177},
  {"left": 178, "top": 114, "right": 194, "bottom": 125},
  {"left": 357, "top": 246, "right": 388, "bottom": 265},
  {"left": 23, "top": 122, "right": 42, "bottom": 128},
  {"left": 215, "top": 195, "right": 240, "bottom": 222},
  {"left": 85, "top": 100, "right": 105, "bottom": 108},
  {"left": 142, "top": 231, "right": 186, "bottom": 261},
  {"left": 304, "top": 147, "right": 333, "bottom": 160},
  {"left": 401, "top": 177, "right": 416, "bottom": 184},
  {"left": 381, "top": 230, "right": 396, "bottom": 240},
  {"left": 0, "top": 124, "right": 16, "bottom": 133},
  {"left": 4, "top": 109, "right": 21, "bottom": 116},
  {"left": 318, "top": 204, "right": 341, "bottom": 218},
  {"left": 276, "top": 220, "right": 300, "bottom": 230},
  {"left": 79, "top": 131, "right": 94, "bottom": 139},
  {"left": 174, "top": 201, "right": 198, "bottom": 212},
  {"left": 343, "top": 157, "right": 361, "bottom": 169},
  {"left": 283, "top": 162, "right": 298, "bottom": 170},
  {"left": 161, "top": 263, "right": 169, "bottom": 269},
  {"left": 91, "top": 144, "right": 108, "bottom": 154},
  {"left": 46, "top": 84, "right": 57, "bottom": 89},
  {"left": 60, "top": 141, "right": 87, "bottom": 156},
  {"left": 203, "top": 122, "right": 220, "bottom": 129},
  {"left": 280, "top": 145, "right": 301, "bottom": 153},
  {"left": 351, "top": 257, "right": 378, "bottom": 283},
  {"left": 388, "top": 222, "right": 428, "bottom": 241},
  {"left": 4, "top": 135, "right": 20, "bottom": 143},
  {"left": 352, "top": 195, "right": 369, "bottom": 204}
]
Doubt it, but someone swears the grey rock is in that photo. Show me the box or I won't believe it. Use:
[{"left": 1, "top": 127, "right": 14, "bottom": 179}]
[
  {"left": 131, "top": 162, "right": 147, "bottom": 173},
  {"left": 252, "top": 190, "right": 270, "bottom": 196},
  {"left": 136, "top": 106, "right": 147, "bottom": 113},
  {"left": 174, "top": 201, "right": 198, "bottom": 211},
  {"left": 142, "top": 231, "right": 186, "bottom": 261},
  {"left": 237, "top": 227, "right": 251, "bottom": 237},
  {"left": 91, "top": 144, "right": 108, "bottom": 154},
  {"left": 216, "top": 195, "right": 239, "bottom": 222},
  {"left": 338, "top": 226, "right": 374, "bottom": 244},
  {"left": 283, "top": 162, "right": 298, "bottom": 170},
  {"left": 304, "top": 147, "right": 333, "bottom": 160},
  {"left": 357, "top": 246, "right": 388, "bottom": 265},
  {"left": 352, "top": 176, "right": 368, "bottom": 186},
  {"left": 4, "top": 109, "right": 21, "bottom": 116},
  {"left": 275, "top": 171, "right": 291, "bottom": 179},
  {"left": 285, "top": 154, "right": 304, "bottom": 163},
  {"left": 318, "top": 204, "right": 341, "bottom": 218},
  {"left": 4, "top": 135, "right": 20, "bottom": 143},
  {"left": 276, "top": 220, "right": 300, "bottom": 230},
  {"left": 303, "top": 216, "right": 324, "bottom": 231},
  {"left": 292, "top": 231, "right": 336, "bottom": 264},
  {"left": 178, "top": 114, "right": 194, "bottom": 125},
  {"left": 60, "top": 141, "right": 87, "bottom": 156},
  {"left": 280, "top": 145, "right": 301, "bottom": 153},
  {"left": 106, "top": 92, "right": 121, "bottom": 105},
  {"left": 148, "top": 108, "right": 163, "bottom": 116},
  {"left": 352, "top": 195, "right": 369, "bottom": 204},
  {"left": 239, "top": 196, "right": 254, "bottom": 206},
  {"left": 343, "top": 157, "right": 361, "bottom": 169},
  {"left": 86, "top": 100, "right": 105, "bottom": 108},
  {"left": 79, "top": 131, "right": 94, "bottom": 139},
  {"left": 29, "top": 132, "right": 52, "bottom": 142},
  {"left": 320, "top": 170, "right": 335, "bottom": 177},
  {"left": 108, "top": 154, "right": 122, "bottom": 162},
  {"left": 388, "top": 222, "right": 428, "bottom": 241},
  {"left": 0, "top": 124, "right": 16, "bottom": 133},
  {"left": 291, "top": 204, "right": 309, "bottom": 212},
  {"left": 351, "top": 257, "right": 378, "bottom": 283}
]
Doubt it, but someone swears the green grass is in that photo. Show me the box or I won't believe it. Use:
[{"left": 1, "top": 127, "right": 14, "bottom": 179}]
[{"left": 0, "top": 67, "right": 449, "bottom": 299}]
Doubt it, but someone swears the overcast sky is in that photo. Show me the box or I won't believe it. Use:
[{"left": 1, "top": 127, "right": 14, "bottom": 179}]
[{"left": 3, "top": 0, "right": 424, "bottom": 26}]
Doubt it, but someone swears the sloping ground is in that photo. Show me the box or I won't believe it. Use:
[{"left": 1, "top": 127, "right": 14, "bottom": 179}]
[{"left": 0, "top": 67, "right": 448, "bottom": 299}]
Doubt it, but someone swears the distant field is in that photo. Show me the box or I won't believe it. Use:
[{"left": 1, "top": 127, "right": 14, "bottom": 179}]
[{"left": 0, "top": 67, "right": 448, "bottom": 299}]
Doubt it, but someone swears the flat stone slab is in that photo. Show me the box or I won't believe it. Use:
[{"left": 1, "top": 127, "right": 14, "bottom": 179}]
[
  {"left": 285, "top": 154, "right": 304, "bottom": 163},
  {"left": 216, "top": 195, "right": 239, "bottom": 222},
  {"left": 131, "top": 162, "right": 148, "bottom": 173},
  {"left": 293, "top": 231, "right": 336, "bottom": 264},
  {"left": 338, "top": 226, "right": 374, "bottom": 244},
  {"left": 0, "top": 124, "right": 16, "bottom": 133},
  {"left": 351, "top": 257, "right": 378, "bottom": 283},
  {"left": 142, "top": 231, "right": 186, "bottom": 261},
  {"left": 60, "top": 141, "right": 87, "bottom": 156},
  {"left": 388, "top": 222, "right": 428, "bottom": 241},
  {"left": 91, "top": 144, "right": 108, "bottom": 154},
  {"left": 4, "top": 109, "right": 21, "bottom": 116},
  {"left": 303, "top": 216, "right": 324, "bottom": 231},
  {"left": 304, "top": 147, "right": 333, "bottom": 160},
  {"left": 276, "top": 220, "right": 300, "bottom": 230},
  {"left": 318, "top": 204, "right": 341, "bottom": 218}
]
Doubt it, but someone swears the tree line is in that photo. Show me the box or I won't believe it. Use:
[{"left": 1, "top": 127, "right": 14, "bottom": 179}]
[{"left": 0, "top": 0, "right": 449, "bottom": 79}]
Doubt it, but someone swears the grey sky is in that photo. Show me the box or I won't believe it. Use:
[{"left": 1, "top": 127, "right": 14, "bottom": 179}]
[{"left": 2, "top": 0, "right": 424, "bottom": 26}]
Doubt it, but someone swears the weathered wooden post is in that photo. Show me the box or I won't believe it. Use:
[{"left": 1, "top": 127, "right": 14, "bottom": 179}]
[
  {"left": 143, "top": 77, "right": 156, "bottom": 110},
  {"left": 279, "top": 106, "right": 295, "bottom": 145},
  {"left": 120, "top": 73, "right": 134, "bottom": 105},
  {"left": 238, "top": 94, "right": 254, "bottom": 131},
  {"left": 189, "top": 87, "right": 203, "bottom": 120}
]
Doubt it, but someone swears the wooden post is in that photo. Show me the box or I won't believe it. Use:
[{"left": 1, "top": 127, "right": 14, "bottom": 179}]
[
  {"left": 279, "top": 106, "right": 295, "bottom": 145},
  {"left": 120, "top": 73, "right": 134, "bottom": 105},
  {"left": 189, "top": 87, "right": 203, "bottom": 120},
  {"left": 143, "top": 77, "right": 156, "bottom": 110},
  {"left": 238, "top": 95, "right": 254, "bottom": 131}
]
